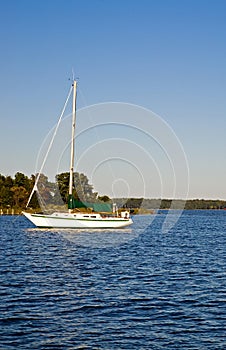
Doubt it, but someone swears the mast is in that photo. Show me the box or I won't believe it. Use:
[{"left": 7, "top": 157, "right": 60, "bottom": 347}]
[{"left": 68, "top": 80, "right": 77, "bottom": 212}]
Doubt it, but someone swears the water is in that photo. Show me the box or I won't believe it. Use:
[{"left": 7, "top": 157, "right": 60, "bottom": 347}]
[{"left": 0, "top": 211, "right": 225, "bottom": 349}]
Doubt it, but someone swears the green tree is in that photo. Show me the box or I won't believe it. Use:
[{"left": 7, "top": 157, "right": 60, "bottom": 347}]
[
  {"left": 0, "top": 175, "right": 14, "bottom": 207},
  {"left": 98, "top": 195, "right": 111, "bottom": 202},
  {"left": 56, "top": 172, "right": 98, "bottom": 203},
  {"left": 14, "top": 172, "right": 30, "bottom": 190},
  {"left": 36, "top": 173, "right": 54, "bottom": 203},
  {"left": 11, "top": 186, "right": 28, "bottom": 208},
  {"left": 0, "top": 186, "right": 13, "bottom": 207},
  {"left": 55, "top": 172, "right": 70, "bottom": 203}
]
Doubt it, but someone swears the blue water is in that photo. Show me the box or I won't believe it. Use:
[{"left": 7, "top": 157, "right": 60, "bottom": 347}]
[{"left": 0, "top": 211, "right": 225, "bottom": 349}]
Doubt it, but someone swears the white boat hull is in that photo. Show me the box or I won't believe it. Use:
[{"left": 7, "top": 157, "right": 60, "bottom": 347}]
[{"left": 23, "top": 212, "right": 133, "bottom": 229}]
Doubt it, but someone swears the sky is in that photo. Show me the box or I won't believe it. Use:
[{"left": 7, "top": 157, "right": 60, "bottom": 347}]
[{"left": 0, "top": 0, "right": 226, "bottom": 199}]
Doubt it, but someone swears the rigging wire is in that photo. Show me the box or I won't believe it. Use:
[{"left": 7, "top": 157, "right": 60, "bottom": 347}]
[{"left": 26, "top": 84, "right": 73, "bottom": 208}]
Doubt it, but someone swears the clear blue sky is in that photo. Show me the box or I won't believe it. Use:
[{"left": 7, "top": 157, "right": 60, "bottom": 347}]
[{"left": 0, "top": 0, "right": 226, "bottom": 199}]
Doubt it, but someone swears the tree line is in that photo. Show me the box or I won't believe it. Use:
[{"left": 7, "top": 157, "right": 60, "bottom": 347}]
[
  {"left": 0, "top": 172, "right": 37, "bottom": 210},
  {"left": 0, "top": 172, "right": 103, "bottom": 212},
  {"left": 0, "top": 172, "right": 226, "bottom": 212},
  {"left": 116, "top": 198, "right": 226, "bottom": 211}
]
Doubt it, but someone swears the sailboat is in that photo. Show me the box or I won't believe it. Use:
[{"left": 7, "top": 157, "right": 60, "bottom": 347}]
[{"left": 23, "top": 80, "right": 133, "bottom": 229}]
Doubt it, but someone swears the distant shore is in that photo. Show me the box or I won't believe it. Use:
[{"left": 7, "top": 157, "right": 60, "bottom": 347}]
[
  {"left": 1, "top": 172, "right": 225, "bottom": 213},
  {"left": 1, "top": 206, "right": 226, "bottom": 216}
]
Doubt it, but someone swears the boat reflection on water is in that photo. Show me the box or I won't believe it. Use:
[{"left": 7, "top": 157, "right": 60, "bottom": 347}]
[{"left": 26, "top": 227, "right": 139, "bottom": 248}]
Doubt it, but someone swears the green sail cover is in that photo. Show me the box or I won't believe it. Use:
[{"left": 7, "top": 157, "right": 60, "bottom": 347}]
[{"left": 68, "top": 195, "right": 112, "bottom": 212}]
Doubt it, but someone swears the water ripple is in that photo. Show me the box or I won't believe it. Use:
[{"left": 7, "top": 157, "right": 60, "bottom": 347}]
[{"left": 0, "top": 212, "right": 226, "bottom": 349}]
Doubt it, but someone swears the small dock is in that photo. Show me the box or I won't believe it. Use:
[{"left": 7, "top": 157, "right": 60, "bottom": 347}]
[{"left": 0, "top": 208, "right": 21, "bottom": 215}]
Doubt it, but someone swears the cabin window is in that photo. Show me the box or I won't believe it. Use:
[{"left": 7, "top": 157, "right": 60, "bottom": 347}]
[{"left": 91, "top": 215, "right": 96, "bottom": 218}]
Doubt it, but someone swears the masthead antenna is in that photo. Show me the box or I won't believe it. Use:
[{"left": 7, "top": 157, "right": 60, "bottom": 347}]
[
  {"left": 72, "top": 68, "right": 75, "bottom": 81},
  {"left": 68, "top": 69, "right": 79, "bottom": 84}
]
